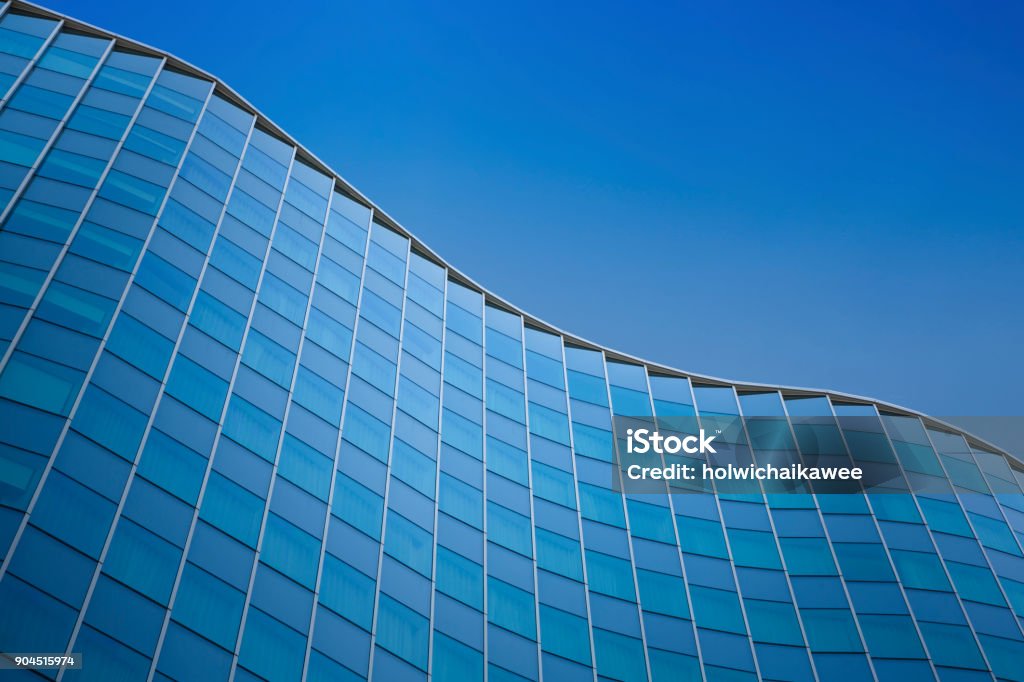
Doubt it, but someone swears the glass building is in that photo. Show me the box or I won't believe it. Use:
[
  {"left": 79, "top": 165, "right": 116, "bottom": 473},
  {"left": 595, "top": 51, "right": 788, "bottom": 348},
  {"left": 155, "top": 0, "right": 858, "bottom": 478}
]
[{"left": 0, "top": 2, "right": 1023, "bottom": 681}]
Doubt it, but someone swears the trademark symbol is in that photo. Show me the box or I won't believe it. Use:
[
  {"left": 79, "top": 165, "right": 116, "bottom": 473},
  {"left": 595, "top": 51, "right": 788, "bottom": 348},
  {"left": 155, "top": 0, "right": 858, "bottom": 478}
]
[{"left": 716, "top": 430, "right": 722, "bottom": 434}]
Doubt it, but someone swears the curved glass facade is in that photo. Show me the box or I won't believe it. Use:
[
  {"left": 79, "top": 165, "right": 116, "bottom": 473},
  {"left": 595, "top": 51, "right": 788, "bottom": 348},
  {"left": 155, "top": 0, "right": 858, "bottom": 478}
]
[{"left": 0, "top": 2, "right": 1023, "bottom": 681}]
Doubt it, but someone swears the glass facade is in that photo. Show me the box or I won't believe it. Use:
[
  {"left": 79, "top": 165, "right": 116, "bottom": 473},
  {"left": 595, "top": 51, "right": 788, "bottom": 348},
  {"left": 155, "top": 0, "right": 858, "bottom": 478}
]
[{"left": 0, "top": 3, "right": 1023, "bottom": 681}]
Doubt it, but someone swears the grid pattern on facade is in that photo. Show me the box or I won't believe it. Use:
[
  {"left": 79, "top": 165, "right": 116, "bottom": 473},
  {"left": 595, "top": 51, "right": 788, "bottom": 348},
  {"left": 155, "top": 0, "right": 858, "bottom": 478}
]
[{"left": 0, "top": 3, "right": 1023, "bottom": 681}]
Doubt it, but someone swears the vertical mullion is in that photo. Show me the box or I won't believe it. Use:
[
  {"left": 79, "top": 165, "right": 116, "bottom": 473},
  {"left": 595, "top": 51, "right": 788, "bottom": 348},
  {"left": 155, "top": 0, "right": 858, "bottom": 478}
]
[
  {"left": 516, "top": 320, "right": 545, "bottom": 681},
  {"left": 299, "top": 204, "right": 376, "bottom": 680},
  {"left": 558, "top": 343, "right": 600, "bottom": 682},
  {"left": 639, "top": 373, "right": 707, "bottom": 681},
  {"left": 682, "top": 380, "right": 763, "bottom": 681},
  {"left": 423, "top": 274, "right": 449, "bottom": 679},
  {"left": 599, "top": 355, "right": 654, "bottom": 682},
  {"left": 479, "top": 303, "right": 489, "bottom": 681},
  {"left": 363, "top": 233, "right": 413, "bottom": 682},
  {"left": 228, "top": 179, "right": 336, "bottom": 679},
  {"left": 145, "top": 145, "right": 300, "bottom": 682}
]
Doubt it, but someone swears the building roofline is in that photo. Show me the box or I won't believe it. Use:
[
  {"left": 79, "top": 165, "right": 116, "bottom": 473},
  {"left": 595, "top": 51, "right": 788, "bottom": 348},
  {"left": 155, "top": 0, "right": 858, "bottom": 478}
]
[{"left": 11, "top": 0, "right": 1021, "bottom": 468}]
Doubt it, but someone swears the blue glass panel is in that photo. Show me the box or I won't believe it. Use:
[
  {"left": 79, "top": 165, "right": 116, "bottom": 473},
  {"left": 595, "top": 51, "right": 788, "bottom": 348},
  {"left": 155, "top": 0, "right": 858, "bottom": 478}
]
[
  {"left": 488, "top": 501, "right": 532, "bottom": 557},
  {"left": 124, "top": 124, "right": 188, "bottom": 165},
  {"left": 592, "top": 628, "right": 646, "bottom": 682},
  {"left": 31, "top": 471, "right": 115, "bottom": 558},
  {"left": 433, "top": 632, "right": 483, "bottom": 682},
  {"left": 488, "top": 577, "right": 536, "bottom": 639},
  {"left": 238, "top": 608, "right": 307, "bottom": 679},
  {"left": 436, "top": 546, "right": 483, "bottom": 609},
  {"left": 376, "top": 594, "right": 429, "bottom": 670},
  {"left": 99, "top": 169, "right": 166, "bottom": 215},
  {"left": 439, "top": 473, "right": 482, "bottom": 530},
  {"left": 73, "top": 385, "right": 148, "bottom": 460},
  {"left": 636, "top": 568, "right": 689, "bottom": 618},
  {"left": 278, "top": 434, "right": 331, "bottom": 501},
  {"left": 134, "top": 252, "right": 195, "bottom": 311},
  {"left": 137, "top": 429, "right": 206, "bottom": 504},
  {"left": 540, "top": 605, "right": 590, "bottom": 664},
  {"left": 103, "top": 518, "right": 181, "bottom": 604},
  {"left": 72, "top": 221, "right": 143, "bottom": 271},
  {"left": 36, "top": 281, "right": 117, "bottom": 337},
  {"left": 173, "top": 563, "right": 244, "bottom": 649},
  {"left": 165, "top": 355, "right": 228, "bottom": 421},
  {"left": 319, "top": 553, "right": 375, "bottom": 630},
  {"left": 222, "top": 396, "right": 282, "bottom": 461},
  {"left": 199, "top": 472, "right": 264, "bottom": 547},
  {"left": 333, "top": 474, "right": 384, "bottom": 539},
  {"left": 0, "top": 351, "right": 85, "bottom": 415},
  {"left": 385, "top": 512, "right": 433, "bottom": 577},
  {"left": 801, "top": 609, "right": 863, "bottom": 653},
  {"left": 261, "top": 513, "right": 319, "bottom": 588}
]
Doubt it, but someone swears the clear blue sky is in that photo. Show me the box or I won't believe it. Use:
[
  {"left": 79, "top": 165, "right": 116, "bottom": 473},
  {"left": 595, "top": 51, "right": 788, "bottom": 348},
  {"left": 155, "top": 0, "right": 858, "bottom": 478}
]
[{"left": 48, "top": 0, "right": 1023, "bottom": 416}]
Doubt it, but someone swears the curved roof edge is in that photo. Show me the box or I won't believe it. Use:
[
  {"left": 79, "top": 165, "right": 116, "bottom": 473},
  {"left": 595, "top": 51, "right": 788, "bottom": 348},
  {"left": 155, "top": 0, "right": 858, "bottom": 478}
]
[{"left": 12, "top": 0, "right": 1020, "bottom": 468}]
